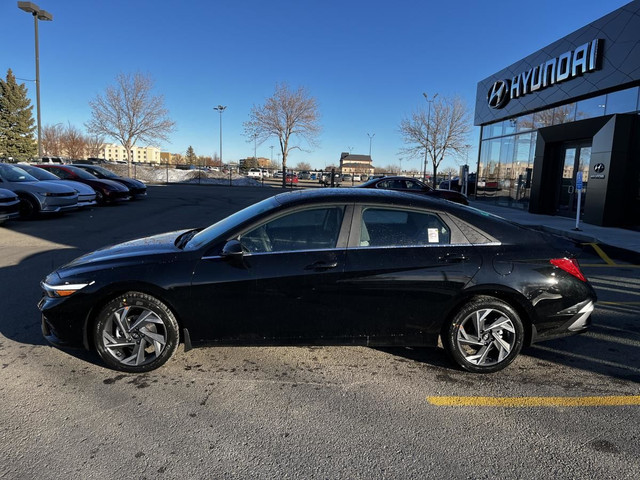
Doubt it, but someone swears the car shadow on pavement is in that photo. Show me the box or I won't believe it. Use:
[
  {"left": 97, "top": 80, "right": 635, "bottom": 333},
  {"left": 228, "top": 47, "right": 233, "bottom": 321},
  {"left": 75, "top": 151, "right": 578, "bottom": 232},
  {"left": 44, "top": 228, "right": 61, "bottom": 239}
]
[{"left": 373, "top": 346, "right": 459, "bottom": 371}]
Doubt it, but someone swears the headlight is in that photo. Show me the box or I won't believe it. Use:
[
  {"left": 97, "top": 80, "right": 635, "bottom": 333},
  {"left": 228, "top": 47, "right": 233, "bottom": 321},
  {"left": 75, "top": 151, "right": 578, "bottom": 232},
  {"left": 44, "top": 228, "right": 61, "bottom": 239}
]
[
  {"left": 41, "top": 280, "right": 94, "bottom": 298},
  {"left": 35, "top": 191, "right": 54, "bottom": 197}
]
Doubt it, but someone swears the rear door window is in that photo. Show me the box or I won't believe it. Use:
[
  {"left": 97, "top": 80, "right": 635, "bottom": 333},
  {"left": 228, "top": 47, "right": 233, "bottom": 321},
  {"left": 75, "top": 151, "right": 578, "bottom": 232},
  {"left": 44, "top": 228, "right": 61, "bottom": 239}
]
[{"left": 359, "top": 207, "right": 451, "bottom": 247}]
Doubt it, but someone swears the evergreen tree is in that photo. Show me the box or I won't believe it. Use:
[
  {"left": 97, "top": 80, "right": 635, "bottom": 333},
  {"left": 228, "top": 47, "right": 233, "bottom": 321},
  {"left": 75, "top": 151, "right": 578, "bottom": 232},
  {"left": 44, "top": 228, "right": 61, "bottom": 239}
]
[
  {"left": 0, "top": 69, "right": 37, "bottom": 161},
  {"left": 185, "top": 145, "right": 197, "bottom": 165}
]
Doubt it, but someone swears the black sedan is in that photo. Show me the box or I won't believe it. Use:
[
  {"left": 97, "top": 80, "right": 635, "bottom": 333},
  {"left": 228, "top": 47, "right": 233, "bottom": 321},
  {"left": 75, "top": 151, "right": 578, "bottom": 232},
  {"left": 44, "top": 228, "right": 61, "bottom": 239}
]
[
  {"left": 73, "top": 164, "right": 147, "bottom": 198},
  {"left": 36, "top": 164, "right": 131, "bottom": 204},
  {"left": 39, "top": 189, "right": 596, "bottom": 373},
  {"left": 359, "top": 176, "right": 469, "bottom": 205}
]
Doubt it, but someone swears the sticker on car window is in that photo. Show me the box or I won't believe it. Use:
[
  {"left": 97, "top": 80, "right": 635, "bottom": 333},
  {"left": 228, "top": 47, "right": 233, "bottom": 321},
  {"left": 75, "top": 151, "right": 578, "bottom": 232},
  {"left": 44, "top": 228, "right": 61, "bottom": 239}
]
[{"left": 428, "top": 228, "right": 439, "bottom": 243}]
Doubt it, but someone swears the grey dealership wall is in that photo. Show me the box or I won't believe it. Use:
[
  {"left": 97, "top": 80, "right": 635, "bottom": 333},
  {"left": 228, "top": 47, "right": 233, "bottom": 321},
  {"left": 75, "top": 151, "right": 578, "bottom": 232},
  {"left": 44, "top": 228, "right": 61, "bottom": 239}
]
[{"left": 475, "top": 0, "right": 640, "bottom": 126}]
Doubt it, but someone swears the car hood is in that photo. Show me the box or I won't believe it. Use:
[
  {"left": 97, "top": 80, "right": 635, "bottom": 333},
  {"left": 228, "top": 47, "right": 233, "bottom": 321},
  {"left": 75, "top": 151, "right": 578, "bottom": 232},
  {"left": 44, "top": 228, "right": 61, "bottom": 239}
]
[
  {"left": 4, "top": 180, "right": 77, "bottom": 194},
  {"left": 88, "top": 178, "right": 130, "bottom": 191},
  {"left": 58, "top": 229, "right": 190, "bottom": 276},
  {"left": 52, "top": 180, "right": 96, "bottom": 195},
  {"left": 112, "top": 177, "right": 146, "bottom": 189},
  {"left": 0, "top": 188, "right": 18, "bottom": 200}
]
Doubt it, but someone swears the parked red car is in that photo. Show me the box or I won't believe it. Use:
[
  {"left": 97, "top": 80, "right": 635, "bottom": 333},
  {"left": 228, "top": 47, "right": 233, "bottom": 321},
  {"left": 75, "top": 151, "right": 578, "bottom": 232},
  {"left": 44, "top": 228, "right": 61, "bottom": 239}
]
[{"left": 285, "top": 173, "right": 298, "bottom": 184}]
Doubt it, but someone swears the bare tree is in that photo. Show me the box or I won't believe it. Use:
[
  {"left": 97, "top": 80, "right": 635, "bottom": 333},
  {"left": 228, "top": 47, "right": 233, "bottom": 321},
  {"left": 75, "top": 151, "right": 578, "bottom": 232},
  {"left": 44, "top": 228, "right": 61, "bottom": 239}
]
[
  {"left": 86, "top": 133, "right": 105, "bottom": 159},
  {"left": 42, "top": 123, "right": 64, "bottom": 156},
  {"left": 244, "top": 83, "right": 321, "bottom": 187},
  {"left": 295, "top": 161, "right": 312, "bottom": 171},
  {"left": 86, "top": 72, "right": 175, "bottom": 176},
  {"left": 60, "top": 122, "right": 87, "bottom": 160},
  {"left": 399, "top": 95, "right": 471, "bottom": 187}
]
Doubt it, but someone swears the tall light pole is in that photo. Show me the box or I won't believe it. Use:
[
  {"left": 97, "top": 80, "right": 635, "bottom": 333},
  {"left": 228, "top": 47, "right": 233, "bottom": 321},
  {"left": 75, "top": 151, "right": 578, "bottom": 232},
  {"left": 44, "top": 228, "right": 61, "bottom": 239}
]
[
  {"left": 422, "top": 92, "right": 437, "bottom": 185},
  {"left": 214, "top": 105, "right": 226, "bottom": 167},
  {"left": 367, "top": 132, "right": 375, "bottom": 157},
  {"left": 18, "top": 2, "right": 53, "bottom": 159}
]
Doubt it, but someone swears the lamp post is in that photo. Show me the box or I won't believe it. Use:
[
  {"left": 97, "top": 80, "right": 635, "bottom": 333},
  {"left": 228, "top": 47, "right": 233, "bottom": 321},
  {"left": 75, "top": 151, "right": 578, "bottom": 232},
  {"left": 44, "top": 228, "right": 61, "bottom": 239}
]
[
  {"left": 422, "top": 92, "right": 437, "bottom": 185},
  {"left": 213, "top": 105, "right": 226, "bottom": 167},
  {"left": 367, "top": 132, "right": 375, "bottom": 157},
  {"left": 18, "top": 2, "right": 53, "bottom": 159}
]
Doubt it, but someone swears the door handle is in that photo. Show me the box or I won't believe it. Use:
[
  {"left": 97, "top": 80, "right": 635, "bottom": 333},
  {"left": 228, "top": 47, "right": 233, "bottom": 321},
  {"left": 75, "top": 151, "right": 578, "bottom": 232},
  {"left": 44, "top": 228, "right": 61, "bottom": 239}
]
[
  {"left": 304, "top": 261, "right": 338, "bottom": 271},
  {"left": 438, "top": 254, "right": 468, "bottom": 264}
]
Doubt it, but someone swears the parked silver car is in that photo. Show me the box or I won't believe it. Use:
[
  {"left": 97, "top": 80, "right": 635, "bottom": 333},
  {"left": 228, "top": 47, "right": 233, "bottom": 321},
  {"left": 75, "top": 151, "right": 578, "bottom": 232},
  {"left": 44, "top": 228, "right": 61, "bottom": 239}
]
[
  {"left": 18, "top": 164, "right": 97, "bottom": 208},
  {"left": 0, "top": 164, "right": 78, "bottom": 218},
  {"left": 0, "top": 188, "right": 20, "bottom": 224}
]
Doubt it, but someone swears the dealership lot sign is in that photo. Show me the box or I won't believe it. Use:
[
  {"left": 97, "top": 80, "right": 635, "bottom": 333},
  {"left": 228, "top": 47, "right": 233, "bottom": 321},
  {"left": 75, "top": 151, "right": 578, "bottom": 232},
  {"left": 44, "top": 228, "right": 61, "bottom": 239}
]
[{"left": 488, "top": 39, "right": 602, "bottom": 109}]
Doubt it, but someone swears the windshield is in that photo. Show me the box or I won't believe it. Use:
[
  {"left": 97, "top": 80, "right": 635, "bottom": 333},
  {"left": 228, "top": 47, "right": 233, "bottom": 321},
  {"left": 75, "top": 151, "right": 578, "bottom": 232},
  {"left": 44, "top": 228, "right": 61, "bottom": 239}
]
[
  {"left": 0, "top": 164, "right": 38, "bottom": 182},
  {"left": 19, "top": 165, "right": 59, "bottom": 181},
  {"left": 67, "top": 166, "right": 102, "bottom": 180},
  {"left": 185, "top": 196, "right": 278, "bottom": 250},
  {"left": 87, "top": 165, "right": 117, "bottom": 178}
]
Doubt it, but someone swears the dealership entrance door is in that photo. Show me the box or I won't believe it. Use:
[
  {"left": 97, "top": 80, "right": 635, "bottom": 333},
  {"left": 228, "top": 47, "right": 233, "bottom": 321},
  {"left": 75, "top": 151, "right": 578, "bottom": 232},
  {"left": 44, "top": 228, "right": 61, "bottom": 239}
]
[{"left": 557, "top": 142, "right": 591, "bottom": 217}]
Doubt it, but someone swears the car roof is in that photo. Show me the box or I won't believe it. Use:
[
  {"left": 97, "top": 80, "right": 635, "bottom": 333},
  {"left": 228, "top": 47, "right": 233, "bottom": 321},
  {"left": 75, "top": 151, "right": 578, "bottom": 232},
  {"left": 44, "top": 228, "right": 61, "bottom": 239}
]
[{"left": 274, "top": 187, "right": 441, "bottom": 208}]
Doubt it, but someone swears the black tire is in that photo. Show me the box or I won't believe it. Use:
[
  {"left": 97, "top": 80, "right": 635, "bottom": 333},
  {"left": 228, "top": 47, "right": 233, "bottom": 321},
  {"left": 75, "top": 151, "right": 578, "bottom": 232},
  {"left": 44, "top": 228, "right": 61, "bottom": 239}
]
[
  {"left": 93, "top": 292, "right": 179, "bottom": 373},
  {"left": 95, "top": 190, "right": 106, "bottom": 205},
  {"left": 443, "top": 296, "right": 524, "bottom": 373},
  {"left": 19, "top": 195, "right": 40, "bottom": 219}
]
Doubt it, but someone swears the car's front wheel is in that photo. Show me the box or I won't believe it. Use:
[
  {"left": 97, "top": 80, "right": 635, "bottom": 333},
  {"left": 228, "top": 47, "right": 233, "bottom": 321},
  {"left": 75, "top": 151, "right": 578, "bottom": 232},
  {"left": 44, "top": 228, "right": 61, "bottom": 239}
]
[
  {"left": 443, "top": 296, "right": 524, "bottom": 373},
  {"left": 19, "top": 195, "right": 40, "bottom": 219},
  {"left": 93, "top": 292, "right": 179, "bottom": 373}
]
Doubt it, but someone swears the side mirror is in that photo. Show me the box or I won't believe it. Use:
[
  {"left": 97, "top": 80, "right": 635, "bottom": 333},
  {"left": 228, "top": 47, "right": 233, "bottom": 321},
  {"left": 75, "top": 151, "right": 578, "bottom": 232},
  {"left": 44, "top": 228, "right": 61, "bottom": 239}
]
[{"left": 221, "top": 239, "right": 244, "bottom": 259}]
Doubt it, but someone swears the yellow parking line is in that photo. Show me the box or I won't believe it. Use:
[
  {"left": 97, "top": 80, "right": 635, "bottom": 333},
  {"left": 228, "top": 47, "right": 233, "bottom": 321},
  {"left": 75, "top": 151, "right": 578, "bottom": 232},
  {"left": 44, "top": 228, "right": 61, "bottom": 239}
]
[
  {"left": 583, "top": 243, "right": 616, "bottom": 265},
  {"left": 598, "top": 301, "right": 640, "bottom": 305},
  {"left": 581, "top": 264, "right": 640, "bottom": 268},
  {"left": 426, "top": 396, "right": 640, "bottom": 407}
]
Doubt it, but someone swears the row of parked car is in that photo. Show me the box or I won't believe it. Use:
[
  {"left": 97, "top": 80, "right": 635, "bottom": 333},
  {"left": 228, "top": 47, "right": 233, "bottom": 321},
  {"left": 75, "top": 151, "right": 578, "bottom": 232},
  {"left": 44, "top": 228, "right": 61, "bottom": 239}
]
[{"left": 0, "top": 162, "right": 147, "bottom": 223}]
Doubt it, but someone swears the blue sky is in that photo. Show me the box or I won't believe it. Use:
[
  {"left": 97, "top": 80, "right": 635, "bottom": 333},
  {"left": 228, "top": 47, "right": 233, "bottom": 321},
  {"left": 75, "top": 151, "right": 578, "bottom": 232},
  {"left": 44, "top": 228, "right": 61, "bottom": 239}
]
[{"left": 2, "top": 0, "right": 630, "bottom": 170}]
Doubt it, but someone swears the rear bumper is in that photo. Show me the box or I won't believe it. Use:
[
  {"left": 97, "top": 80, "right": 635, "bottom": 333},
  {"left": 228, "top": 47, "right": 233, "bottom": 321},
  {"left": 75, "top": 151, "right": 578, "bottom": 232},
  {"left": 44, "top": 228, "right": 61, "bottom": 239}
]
[{"left": 531, "top": 299, "right": 595, "bottom": 343}]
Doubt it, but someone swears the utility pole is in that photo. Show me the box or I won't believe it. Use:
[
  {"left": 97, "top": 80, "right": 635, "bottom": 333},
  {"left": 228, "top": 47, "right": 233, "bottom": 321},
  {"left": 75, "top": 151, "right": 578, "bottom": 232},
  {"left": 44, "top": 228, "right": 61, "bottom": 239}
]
[{"left": 422, "top": 92, "right": 437, "bottom": 185}]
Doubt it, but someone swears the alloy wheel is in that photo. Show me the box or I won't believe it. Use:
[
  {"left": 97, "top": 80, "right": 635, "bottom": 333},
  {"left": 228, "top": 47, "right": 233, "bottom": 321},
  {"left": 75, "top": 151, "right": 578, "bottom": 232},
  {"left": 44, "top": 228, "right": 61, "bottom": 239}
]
[
  {"left": 455, "top": 308, "right": 517, "bottom": 367},
  {"left": 102, "top": 305, "right": 168, "bottom": 367}
]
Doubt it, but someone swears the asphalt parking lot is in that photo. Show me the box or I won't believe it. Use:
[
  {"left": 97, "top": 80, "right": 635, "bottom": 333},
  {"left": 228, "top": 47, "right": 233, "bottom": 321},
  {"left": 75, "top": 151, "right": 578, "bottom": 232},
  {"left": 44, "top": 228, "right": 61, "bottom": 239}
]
[{"left": 1, "top": 184, "right": 639, "bottom": 479}]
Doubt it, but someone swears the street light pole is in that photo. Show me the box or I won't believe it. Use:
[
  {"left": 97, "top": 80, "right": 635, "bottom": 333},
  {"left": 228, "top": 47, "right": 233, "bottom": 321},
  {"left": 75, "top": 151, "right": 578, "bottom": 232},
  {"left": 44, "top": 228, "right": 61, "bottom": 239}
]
[
  {"left": 214, "top": 105, "right": 226, "bottom": 167},
  {"left": 18, "top": 2, "right": 53, "bottom": 159},
  {"left": 422, "top": 92, "right": 437, "bottom": 185},
  {"left": 367, "top": 132, "right": 375, "bottom": 157}
]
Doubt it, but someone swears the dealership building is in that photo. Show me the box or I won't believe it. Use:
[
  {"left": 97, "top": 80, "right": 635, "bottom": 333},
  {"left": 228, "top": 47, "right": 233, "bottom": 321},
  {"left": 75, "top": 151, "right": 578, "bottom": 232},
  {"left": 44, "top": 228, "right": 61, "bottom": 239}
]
[{"left": 474, "top": 0, "right": 640, "bottom": 229}]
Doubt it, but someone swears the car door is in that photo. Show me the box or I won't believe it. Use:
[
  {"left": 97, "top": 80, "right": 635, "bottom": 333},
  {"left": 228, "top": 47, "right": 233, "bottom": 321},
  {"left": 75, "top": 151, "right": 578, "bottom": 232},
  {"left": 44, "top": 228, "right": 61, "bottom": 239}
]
[
  {"left": 190, "top": 204, "right": 352, "bottom": 344},
  {"left": 341, "top": 205, "right": 482, "bottom": 345}
]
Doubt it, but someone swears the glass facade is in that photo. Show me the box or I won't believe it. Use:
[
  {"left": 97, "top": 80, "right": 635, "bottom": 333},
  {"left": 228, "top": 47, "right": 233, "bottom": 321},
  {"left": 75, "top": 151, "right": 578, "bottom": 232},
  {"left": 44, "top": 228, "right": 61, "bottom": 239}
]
[{"left": 477, "top": 86, "right": 640, "bottom": 209}]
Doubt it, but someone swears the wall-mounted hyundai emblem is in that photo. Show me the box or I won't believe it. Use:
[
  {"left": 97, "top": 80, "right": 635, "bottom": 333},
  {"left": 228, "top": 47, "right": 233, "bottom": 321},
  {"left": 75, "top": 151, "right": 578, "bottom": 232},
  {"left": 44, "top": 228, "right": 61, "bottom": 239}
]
[
  {"left": 593, "top": 163, "right": 605, "bottom": 173},
  {"left": 487, "top": 80, "right": 510, "bottom": 109}
]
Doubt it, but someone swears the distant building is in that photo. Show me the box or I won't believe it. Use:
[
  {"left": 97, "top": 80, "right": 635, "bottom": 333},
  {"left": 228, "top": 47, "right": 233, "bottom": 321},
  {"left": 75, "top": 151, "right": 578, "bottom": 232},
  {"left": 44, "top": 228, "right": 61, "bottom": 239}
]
[
  {"left": 239, "top": 157, "right": 270, "bottom": 169},
  {"left": 100, "top": 144, "right": 161, "bottom": 164},
  {"left": 339, "top": 152, "right": 374, "bottom": 176}
]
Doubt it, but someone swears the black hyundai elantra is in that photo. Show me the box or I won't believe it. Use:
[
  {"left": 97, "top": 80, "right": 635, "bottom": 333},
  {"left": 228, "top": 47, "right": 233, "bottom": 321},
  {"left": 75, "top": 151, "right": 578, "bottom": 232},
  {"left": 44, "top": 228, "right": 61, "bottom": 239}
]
[{"left": 39, "top": 189, "right": 596, "bottom": 373}]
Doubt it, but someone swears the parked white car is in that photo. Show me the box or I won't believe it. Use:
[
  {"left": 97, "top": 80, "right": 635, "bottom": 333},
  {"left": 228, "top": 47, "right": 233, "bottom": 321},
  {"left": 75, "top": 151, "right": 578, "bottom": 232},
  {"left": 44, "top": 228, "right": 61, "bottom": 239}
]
[{"left": 247, "top": 168, "right": 262, "bottom": 178}]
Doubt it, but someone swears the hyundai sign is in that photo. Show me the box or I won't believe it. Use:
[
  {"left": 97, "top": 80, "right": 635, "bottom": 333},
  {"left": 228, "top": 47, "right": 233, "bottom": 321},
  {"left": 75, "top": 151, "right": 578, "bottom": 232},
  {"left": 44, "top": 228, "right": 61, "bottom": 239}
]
[{"left": 487, "top": 39, "right": 602, "bottom": 109}]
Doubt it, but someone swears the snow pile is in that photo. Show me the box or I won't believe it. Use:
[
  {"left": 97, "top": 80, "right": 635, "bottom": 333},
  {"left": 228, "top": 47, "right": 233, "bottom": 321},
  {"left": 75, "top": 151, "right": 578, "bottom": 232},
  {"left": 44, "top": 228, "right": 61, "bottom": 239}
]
[{"left": 103, "top": 164, "right": 261, "bottom": 187}]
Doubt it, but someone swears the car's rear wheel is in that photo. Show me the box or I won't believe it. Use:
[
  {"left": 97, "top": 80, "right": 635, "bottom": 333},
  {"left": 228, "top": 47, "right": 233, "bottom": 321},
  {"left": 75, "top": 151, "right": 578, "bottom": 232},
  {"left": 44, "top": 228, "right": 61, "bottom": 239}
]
[
  {"left": 93, "top": 292, "right": 179, "bottom": 373},
  {"left": 443, "top": 296, "right": 524, "bottom": 373}
]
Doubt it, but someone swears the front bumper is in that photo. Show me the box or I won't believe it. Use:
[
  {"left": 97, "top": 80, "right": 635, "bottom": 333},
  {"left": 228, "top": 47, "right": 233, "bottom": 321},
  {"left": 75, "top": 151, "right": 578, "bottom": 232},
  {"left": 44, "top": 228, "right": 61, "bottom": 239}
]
[{"left": 40, "top": 203, "right": 79, "bottom": 213}]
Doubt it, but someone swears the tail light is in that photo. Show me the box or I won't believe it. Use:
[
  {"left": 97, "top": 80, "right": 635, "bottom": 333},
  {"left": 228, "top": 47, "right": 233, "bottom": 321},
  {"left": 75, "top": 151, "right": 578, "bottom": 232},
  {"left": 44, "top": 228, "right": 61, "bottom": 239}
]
[{"left": 550, "top": 258, "right": 586, "bottom": 282}]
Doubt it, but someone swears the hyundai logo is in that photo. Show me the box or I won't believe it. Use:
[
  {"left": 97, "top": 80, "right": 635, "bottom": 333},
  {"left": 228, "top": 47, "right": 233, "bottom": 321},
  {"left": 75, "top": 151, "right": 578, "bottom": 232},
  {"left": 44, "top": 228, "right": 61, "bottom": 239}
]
[
  {"left": 487, "top": 80, "right": 510, "bottom": 109},
  {"left": 593, "top": 163, "right": 605, "bottom": 173}
]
